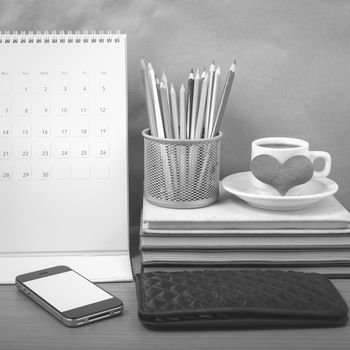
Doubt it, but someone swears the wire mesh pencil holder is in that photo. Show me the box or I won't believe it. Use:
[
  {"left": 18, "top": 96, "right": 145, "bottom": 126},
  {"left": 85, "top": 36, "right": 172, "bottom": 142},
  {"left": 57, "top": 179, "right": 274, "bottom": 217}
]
[{"left": 143, "top": 128, "right": 222, "bottom": 209}]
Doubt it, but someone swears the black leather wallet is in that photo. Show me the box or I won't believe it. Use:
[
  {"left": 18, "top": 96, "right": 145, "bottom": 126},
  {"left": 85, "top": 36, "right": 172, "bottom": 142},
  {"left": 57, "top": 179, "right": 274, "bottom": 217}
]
[{"left": 135, "top": 269, "right": 348, "bottom": 329}]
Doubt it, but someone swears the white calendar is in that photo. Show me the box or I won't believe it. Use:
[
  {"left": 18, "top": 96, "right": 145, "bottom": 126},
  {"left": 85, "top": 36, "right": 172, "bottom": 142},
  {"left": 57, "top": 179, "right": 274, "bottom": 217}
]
[{"left": 0, "top": 31, "right": 131, "bottom": 283}]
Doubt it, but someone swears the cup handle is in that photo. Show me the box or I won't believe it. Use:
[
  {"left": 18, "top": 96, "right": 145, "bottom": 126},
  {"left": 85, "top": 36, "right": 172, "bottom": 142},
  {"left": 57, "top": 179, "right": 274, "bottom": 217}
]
[{"left": 308, "top": 151, "right": 331, "bottom": 178}]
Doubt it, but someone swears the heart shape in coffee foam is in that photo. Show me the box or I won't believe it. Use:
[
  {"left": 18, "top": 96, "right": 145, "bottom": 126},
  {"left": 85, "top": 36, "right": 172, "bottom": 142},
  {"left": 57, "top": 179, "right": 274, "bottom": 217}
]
[{"left": 251, "top": 155, "right": 314, "bottom": 196}]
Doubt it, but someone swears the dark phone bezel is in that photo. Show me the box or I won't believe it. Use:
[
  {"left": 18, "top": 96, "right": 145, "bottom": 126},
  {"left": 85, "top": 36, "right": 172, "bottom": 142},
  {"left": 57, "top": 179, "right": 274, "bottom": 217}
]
[{"left": 16, "top": 265, "right": 123, "bottom": 320}]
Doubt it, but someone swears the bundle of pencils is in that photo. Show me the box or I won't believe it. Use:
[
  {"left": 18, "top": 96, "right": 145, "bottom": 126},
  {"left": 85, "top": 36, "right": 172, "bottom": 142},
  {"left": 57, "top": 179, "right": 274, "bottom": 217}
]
[{"left": 141, "top": 59, "right": 236, "bottom": 139}]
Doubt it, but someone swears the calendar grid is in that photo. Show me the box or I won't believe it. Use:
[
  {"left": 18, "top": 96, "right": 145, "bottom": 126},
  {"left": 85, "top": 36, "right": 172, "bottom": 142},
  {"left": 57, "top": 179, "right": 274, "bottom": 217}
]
[{"left": 0, "top": 68, "right": 112, "bottom": 181}]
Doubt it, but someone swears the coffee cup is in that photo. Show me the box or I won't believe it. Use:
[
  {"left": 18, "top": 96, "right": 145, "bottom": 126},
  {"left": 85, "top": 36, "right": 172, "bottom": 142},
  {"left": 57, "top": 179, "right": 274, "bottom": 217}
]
[{"left": 251, "top": 137, "right": 331, "bottom": 196}]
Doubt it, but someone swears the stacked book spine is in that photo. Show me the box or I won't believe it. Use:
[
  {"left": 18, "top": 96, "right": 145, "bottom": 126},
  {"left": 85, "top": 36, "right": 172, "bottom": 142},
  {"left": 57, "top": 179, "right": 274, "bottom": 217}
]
[{"left": 140, "top": 186, "right": 350, "bottom": 277}]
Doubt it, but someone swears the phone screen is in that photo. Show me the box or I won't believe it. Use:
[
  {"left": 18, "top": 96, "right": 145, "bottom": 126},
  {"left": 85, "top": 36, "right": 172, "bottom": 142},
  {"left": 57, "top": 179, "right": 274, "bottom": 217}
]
[{"left": 23, "top": 270, "right": 113, "bottom": 312}]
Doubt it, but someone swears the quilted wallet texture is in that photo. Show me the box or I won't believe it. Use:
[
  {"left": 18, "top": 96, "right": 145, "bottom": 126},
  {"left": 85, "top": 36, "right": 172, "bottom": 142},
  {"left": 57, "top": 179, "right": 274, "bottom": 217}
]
[{"left": 135, "top": 269, "right": 348, "bottom": 329}]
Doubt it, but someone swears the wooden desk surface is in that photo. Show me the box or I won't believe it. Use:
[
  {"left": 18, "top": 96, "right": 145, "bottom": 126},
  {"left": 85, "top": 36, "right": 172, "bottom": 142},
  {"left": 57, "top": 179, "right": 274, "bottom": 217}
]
[{"left": 1, "top": 279, "right": 350, "bottom": 350}]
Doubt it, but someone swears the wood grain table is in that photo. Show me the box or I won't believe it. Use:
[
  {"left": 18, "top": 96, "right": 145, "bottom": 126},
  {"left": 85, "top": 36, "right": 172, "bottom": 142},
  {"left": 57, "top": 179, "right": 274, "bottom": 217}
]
[{"left": 1, "top": 278, "right": 350, "bottom": 350}]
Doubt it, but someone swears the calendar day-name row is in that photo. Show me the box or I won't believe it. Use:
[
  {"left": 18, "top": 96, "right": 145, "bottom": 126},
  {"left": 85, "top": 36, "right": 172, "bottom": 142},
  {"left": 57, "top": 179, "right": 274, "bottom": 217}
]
[{"left": 0, "top": 70, "right": 109, "bottom": 94}]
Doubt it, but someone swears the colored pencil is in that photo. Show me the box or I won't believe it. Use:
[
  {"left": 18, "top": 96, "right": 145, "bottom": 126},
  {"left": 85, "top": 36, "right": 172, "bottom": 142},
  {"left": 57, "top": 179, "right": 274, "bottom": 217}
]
[
  {"left": 211, "top": 61, "right": 236, "bottom": 137},
  {"left": 204, "top": 62, "right": 215, "bottom": 138},
  {"left": 194, "top": 72, "right": 208, "bottom": 139},
  {"left": 190, "top": 69, "right": 200, "bottom": 139},
  {"left": 170, "top": 84, "right": 180, "bottom": 139},
  {"left": 162, "top": 71, "right": 172, "bottom": 121},
  {"left": 199, "top": 68, "right": 206, "bottom": 94},
  {"left": 141, "top": 59, "right": 157, "bottom": 136},
  {"left": 162, "top": 71, "right": 170, "bottom": 102},
  {"left": 179, "top": 84, "right": 186, "bottom": 140},
  {"left": 156, "top": 77, "right": 161, "bottom": 106},
  {"left": 186, "top": 70, "right": 194, "bottom": 139},
  {"left": 148, "top": 63, "right": 164, "bottom": 138},
  {"left": 208, "top": 66, "right": 221, "bottom": 138},
  {"left": 159, "top": 82, "right": 173, "bottom": 139}
]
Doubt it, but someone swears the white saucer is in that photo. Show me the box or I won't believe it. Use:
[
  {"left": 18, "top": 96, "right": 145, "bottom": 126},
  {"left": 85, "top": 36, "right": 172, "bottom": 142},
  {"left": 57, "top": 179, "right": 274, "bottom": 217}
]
[{"left": 222, "top": 171, "right": 338, "bottom": 211}]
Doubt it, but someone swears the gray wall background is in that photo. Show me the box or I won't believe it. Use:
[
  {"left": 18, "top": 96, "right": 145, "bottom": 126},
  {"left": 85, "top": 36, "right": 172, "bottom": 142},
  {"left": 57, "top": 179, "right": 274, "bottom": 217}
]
[{"left": 1, "top": 0, "right": 349, "bottom": 227}]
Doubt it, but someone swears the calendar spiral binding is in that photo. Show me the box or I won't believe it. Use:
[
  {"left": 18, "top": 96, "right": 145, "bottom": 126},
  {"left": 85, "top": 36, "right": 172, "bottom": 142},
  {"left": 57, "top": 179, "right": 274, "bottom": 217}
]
[{"left": 0, "top": 30, "right": 123, "bottom": 44}]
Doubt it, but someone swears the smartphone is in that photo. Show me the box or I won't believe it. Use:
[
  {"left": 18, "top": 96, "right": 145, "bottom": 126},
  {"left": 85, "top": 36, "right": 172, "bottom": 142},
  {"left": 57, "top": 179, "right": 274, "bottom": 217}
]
[{"left": 16, "top": 265, "right": 123, "bottom": 327}]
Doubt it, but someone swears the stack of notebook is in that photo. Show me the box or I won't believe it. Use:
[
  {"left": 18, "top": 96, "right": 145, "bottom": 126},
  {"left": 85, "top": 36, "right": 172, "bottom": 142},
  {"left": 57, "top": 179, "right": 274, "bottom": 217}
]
[{"left": 140, "top": 186, "right": 350, "bottom": 276}]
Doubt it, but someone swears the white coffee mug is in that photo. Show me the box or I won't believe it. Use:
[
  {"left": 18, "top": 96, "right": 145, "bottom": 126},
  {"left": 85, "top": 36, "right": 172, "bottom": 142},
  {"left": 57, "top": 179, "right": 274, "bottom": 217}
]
[{"left": 251, "top": 137, "right": 331, "bottom": 195}]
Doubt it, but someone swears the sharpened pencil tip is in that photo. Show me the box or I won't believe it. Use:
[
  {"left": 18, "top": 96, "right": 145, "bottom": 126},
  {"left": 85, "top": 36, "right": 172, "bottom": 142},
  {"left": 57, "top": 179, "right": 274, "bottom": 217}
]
[
  {"left": 209, "top": 63, "right": 215, "bottom": 71},
  {"left": 180, "top": 84, "right": 185, "bottom": 91},
  {"left": 160, "top": 81, "right": 165, "bottom": 89},
  {"left": 230, "top": 61, "right": 236, "bottom": 72},
  {"left": 170, "top": 83, "right": 175, "bottom": 91},
  {"left": 148, "top": 62, "right": 153, "bottom": 70},
  {"left": 140, "top": 59, "right": 146, "bottom": 69}
]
